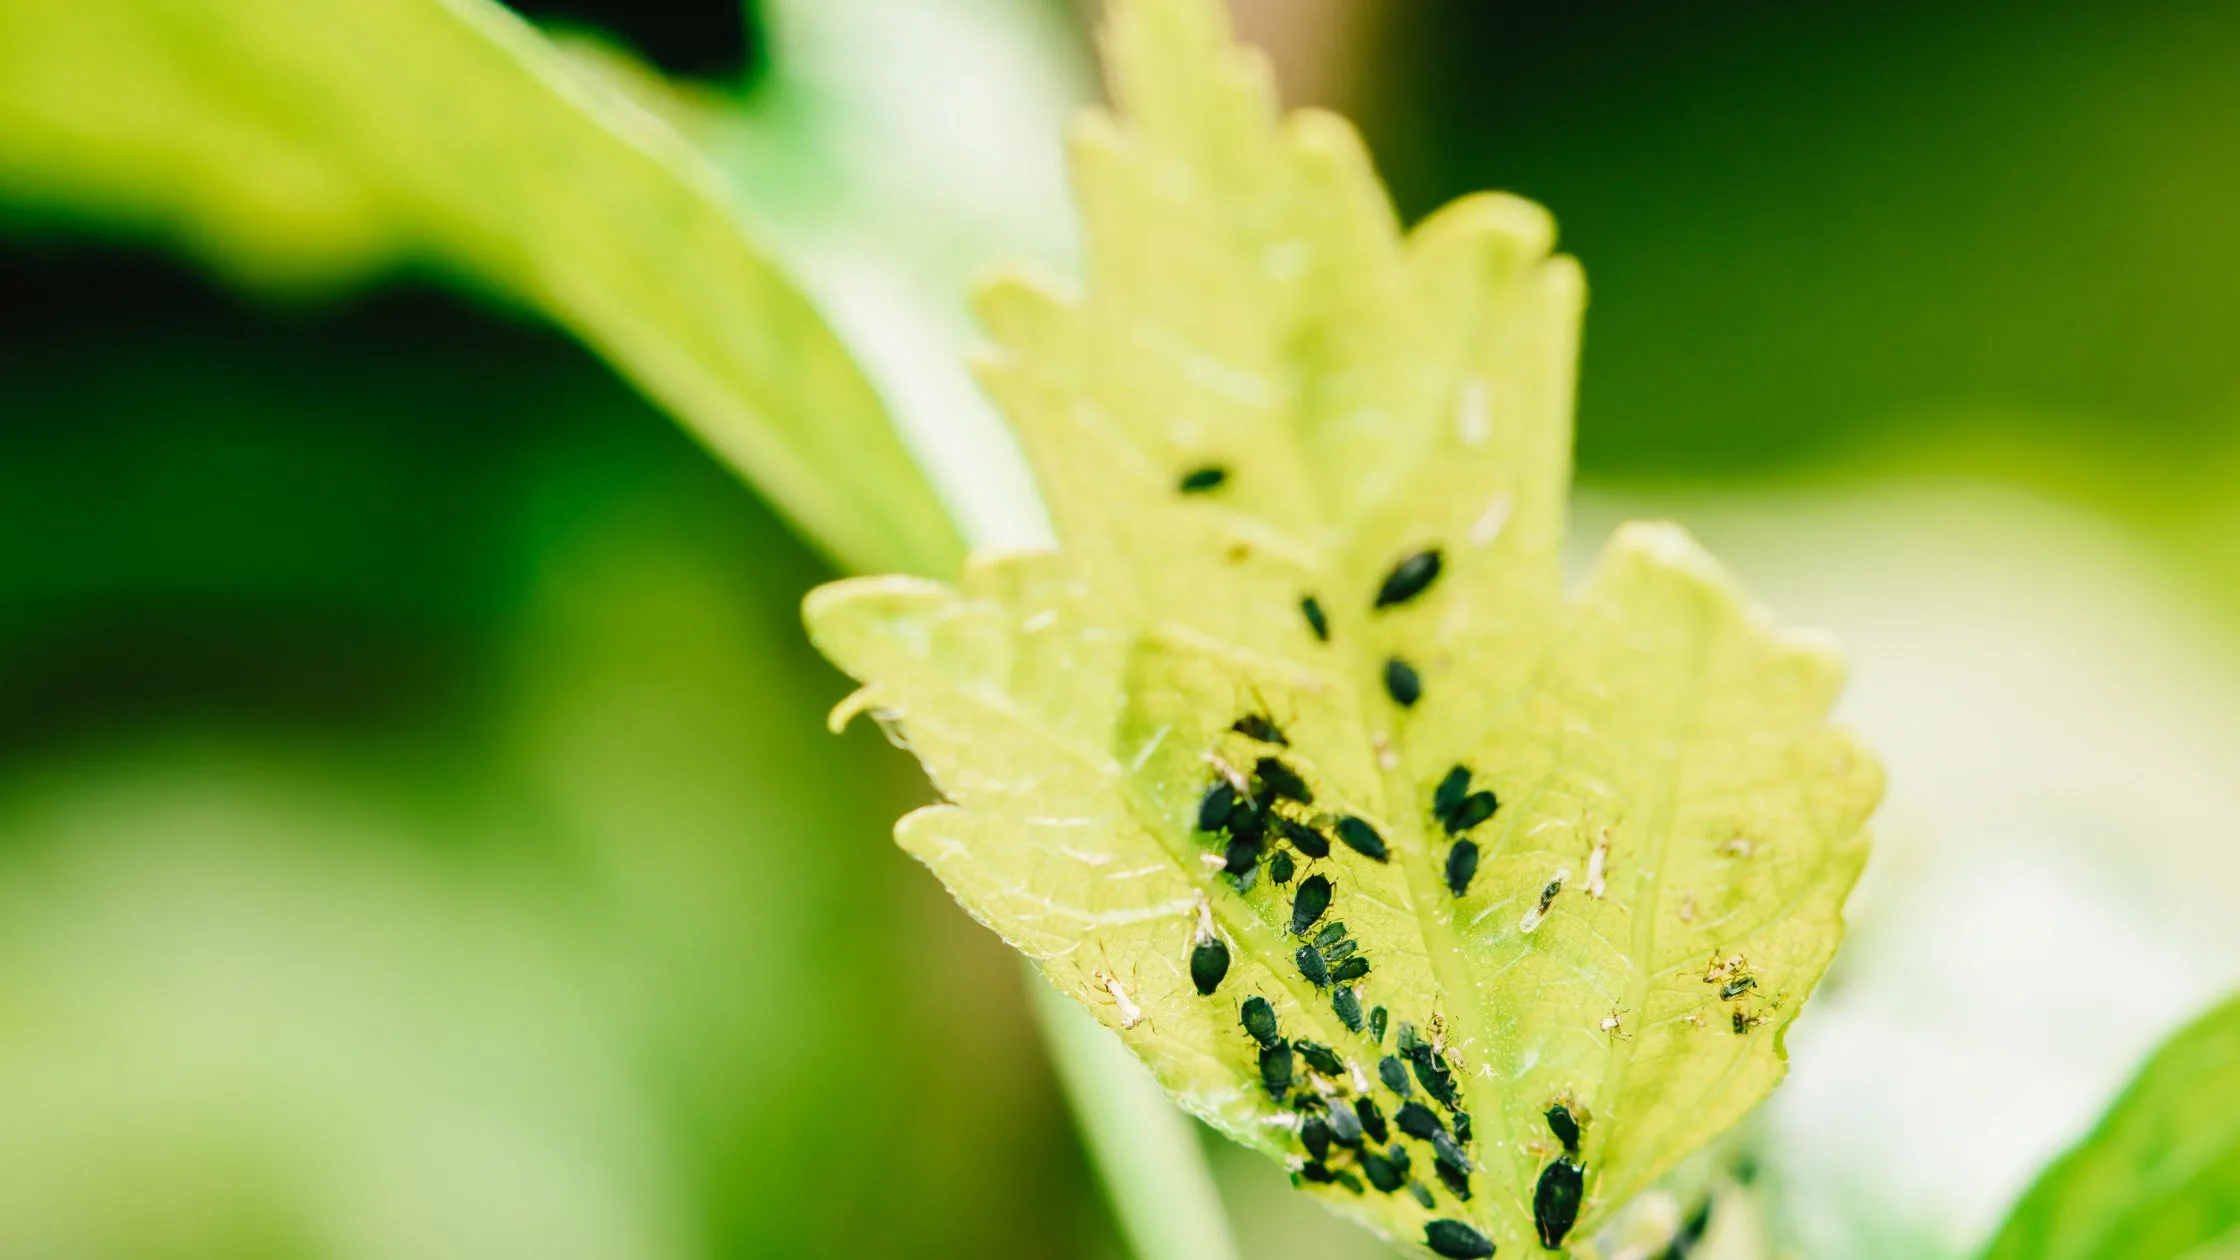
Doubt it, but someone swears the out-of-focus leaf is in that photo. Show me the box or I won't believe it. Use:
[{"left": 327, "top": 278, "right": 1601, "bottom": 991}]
[
  {"left": 804, "top": 0, "right": 1883, "bottom": 1251},
  {"left": 1983, "top": 992, "right": 2240, "bottom": 1260},
  {"left": 0, "top": 0, "right": 960, "bottom": 578}
]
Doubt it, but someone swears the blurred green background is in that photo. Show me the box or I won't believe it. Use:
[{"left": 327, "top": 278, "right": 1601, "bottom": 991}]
[{"left": 3, "top": 1, "right": 2238, "bottom": 1257}]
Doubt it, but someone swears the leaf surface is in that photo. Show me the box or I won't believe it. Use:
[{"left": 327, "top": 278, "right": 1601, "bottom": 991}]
[{"left": 806, "top": 0, "right": 1880, "bottom": 1250}]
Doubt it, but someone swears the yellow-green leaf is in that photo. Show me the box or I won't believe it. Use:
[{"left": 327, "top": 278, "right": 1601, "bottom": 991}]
[
  {"left": 805, "top": 0, "right": 1882, "bottom": 1252},
  {"left": 0, "top": 0, "right": 960, "bottom": 579},
  {"left": 1984, "top": 993, "right": 2240, "bottom": 1260}
]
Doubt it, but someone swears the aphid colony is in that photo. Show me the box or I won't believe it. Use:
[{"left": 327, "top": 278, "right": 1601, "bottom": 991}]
[{"left": 1703, "top": 952, "right": 1772, "bottom": 1035}]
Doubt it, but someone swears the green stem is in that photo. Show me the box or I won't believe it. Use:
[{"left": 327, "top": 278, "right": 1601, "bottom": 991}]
[{"left": 1028, "top": 968, "right": 1242, "bottom": 1260}]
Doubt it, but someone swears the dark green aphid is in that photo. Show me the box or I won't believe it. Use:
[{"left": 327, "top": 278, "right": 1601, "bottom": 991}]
[
  {"left": 1325, "top": 1097, "right": 1364, "bottom": 1147},
  {"left": 1197, "top": 781, "right": 1238, "bottom": 833},
  {"left": 1224, "top": 837, "right": 1260, "bottom": 877},
  {"left": 1545, "top": 1104, "right": 1581, "bottom": 1154},
  {"left": 1231, "top": 713, "right": 1288, "bottom": 746},
  {"left": 1446, "top": 790, "right": 1498, "bottom": 833},
  {"left": 1355, "top": 1097, "right": 1389, "bottom": 1144},
  {"left": 1190, "top": 938, "right": 1230, "bottom": 995},
  {"left": 1241, "top": 996, "right": 1280, "bottom": 1049},
  {"left": 1453, "top": 1111, "right": 1472, "bottom": 1143},
  {"left": 1314, "top": 921, "right": 1348, "bottom": 949},
  {"left": 1332, "top": 986, "right": 1364, "bottom": 1033},
  {"left": 1301, "top": 595, "right": 1330, "bottom": 642},
  {"left": 1332, "top": 1171, "right": 1365, "bottom": 1196},
  {"left": 1408, "top": 1181, "right": 1436, "bottom": 1210},
  {"left": 1359, "top": 1149, "right": 1405, "bottom": 1193},
  {"left": 1296, "top": 943, "right": 1331, "bottom": 988},
  {"left": 1276, "top": 816, "right": 1331, "bottom": 859},
  {"left": 1298, "top": 1160, "right": 1332, "bottom": 1184},
  {"left": 1433, "top": 765, "right": 1471, "bottom": 821},
  {"left": 1323, "top": 937, "right": 1359, "bottom": 962},
  {"left": 1424, "top": 1219, "right": 1494, "bottom": 1259},
  {"left": 1380, "top": 1056, "right": 1412, "bottom": 1096},
  {"left": 1268, "top": 850, "right": 1296, "bottom": 884},
  {"left": 1535, "top": 1158, "right": 1585, "bottom": 1249},
  {"left": 1384, "top": 657, "right": 1422, "bottom": 708},
  {"left": 1383, "top": 1139, "right": 1411, "bottom": 1176},
  {"left": 1227, "top": 795, "right": 1268, "bottom": 846},
  {"left": 1335, "top": 815, "right": 1391, "bottom": 862},
  {"left": 1291, "top": 874, "right": 1333, "bottom": 935},
  {"left": 1259, "top": 1041, "right": 1295, "bottom": 1095},
  {"left": 1330, "top": 955, "right": 1371, "bottom": 984},
  {"left": 1435, "top": 1157, "right": 1472, "bottom": 1201},
  {"left": 1179, "top": 466, "right": 1228, "bottom": 493},
  {"left": 1296, "top": 1040, "right": 1345, "bottom": 1076},
  {"left": 1299, "top": 1115, "right": 1332, "bottom": 1162},
  {"left": 1374, "top": 548, "right": 1444, "bottom": 610},
  {"left": 1397, "top": 1100, "right": 1445, "bottom": 1141},
  {"left": 1721, "top": 975, "right": 1759, "bottom": 1001},
  {"left": 1254, "top": 757, "right": 1313, "bottom": 805},
  {"left": 1370, "top": 1006, "right": 1388, "bottom": 1043},
  {"left": 1430, "top": 1130, "right": 1471, "bottom": 1173},
  {"left": 1445, "top": 840, "right": 1480, "bottom": 896}
]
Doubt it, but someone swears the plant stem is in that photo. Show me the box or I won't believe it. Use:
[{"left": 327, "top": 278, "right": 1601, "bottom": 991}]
[{"left": 1028, "top": 968, "right": 1243, "bottom": 1260}]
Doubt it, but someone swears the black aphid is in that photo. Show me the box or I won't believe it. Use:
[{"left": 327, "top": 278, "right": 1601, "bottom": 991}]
[
  {"left": 1535, "top": 1159, "right": 1585, "bottom": 1249},
  {"left": 1335, "top": 815, "right": 1391, "bottom": 862},
  {"left": 1370, "top": 1006, "right": 1389, "bottom": 1044},
  {"left": 1454, "top": 1112, "right": 1472, "bottom": 1143},
  {"left": 1374, "top": 548, "right": 1444, "bottom": 610},
  {"left": 1446, "top": 791, "right": 1498, "bottom": 834},
  {"left": 1333, "top": 1171, "right": 1366, "bottom": 1196},
  {"left": 1277, "top": 816, "right": 1331, "bottom": 859},
  {"left": 1380, "top": 1056, "right": 1413, "bottom": 1096},
  {"left": 1433, "top": 765, "right": 1471, "bottom": 821},
  {"left": 1408, "top": 1181, "right": 1437, "bottom": 1210},
  {"left": 1355, "top": 1096, "right": 1389, "bottom": 1144},
  {"left": 1255, "top": 757, "right": 1313, "bottom": 805},
  {"left": 1333, "top": 986, "right": 1364, "bottom": 1033},
  {"left": 1384, "top": 657, "right": 1423, "bottom": 708},
  {"left": 1544, "top": 1104, "right": 1581, "bottom": 1154},
  {"left": 1224, "top": 838, "right": 1260, "bottom": 877},
  {"left": 1397, "top": 1100, "right": 1445, "bottom": 1142},
  {"left": 1298, "top": 1160, "right": 1332, "bottom": 1184},
  {"left": 1179, "top": 466, "right": 1228, "bottom": 493},
  {"left": 1296, "top": 943, "right": 1332, "bottom": 988},
  {"left": 1721, "top": 976, "right": 1758, "bottom": 1001},
  {"left": 1297, "top": 1040, "right": 1345, "bottom": 1076},
  {"left": 1409, "top": 1050, "right": 1461, "bottom": 1110},
  {"left": 1323, "top": 938, "right": 1360, "bottom": 962},
  {"left": 1299, "top": 1115, "right": 1333, "bottom": 1162},
  {"left": 1435, "top": 1157, "right": 1473, "bottom": 1201},
  {"left": 1325, "top": 1097, "right": 1365, "bottom": 1147},
  {"left": 1425, "top": 1220, "right": 1494, "bottom": 1259},
  {"left": 1228, "top": 795, "right": 1269, "bottom": 846},
  {"left": 1291, "top": 875, "right": 1333, "bottom": 936},
  {"left": 1446, "top": 840, "right": 1481, "bottom": 896},
  {"left": 1197, "top": 781, "right": 1238, "bottom": 833},
  {"left": 1259, "top": 1041, "right": 1295, "bottom": 1095},
  {"left": 1241, "top": 996, "right": 1280, "bottom": 1049},
  {"left": 1430, "top": 1130, "right": 1472, "bottom": 1173},
  {"left": 1231, "top": 713, "right": 1288, "bottom": 746},
  {"left": 1268, "top": 850, "right": 1297, "bottom": 885},
  {"left": 1330, "top": 956, "right": 1372, "bottom": 983},
  {"left": 1301, "top": 595, "right": 1330, "bottom": 642},
  {"left": 1314, "top": 922, "right": 1348, "bottom": 949},
  {"left": 1190, "top": 938, "right": 1230, "bottom": 995},
  {"left": 1360, "top": 1149, "right": 1405, "bottom": 1193}
]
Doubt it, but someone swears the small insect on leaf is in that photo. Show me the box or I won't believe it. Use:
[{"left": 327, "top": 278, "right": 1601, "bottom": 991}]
[
  {"left": 1535, "top": 1159, "right": 1585, "bottom": 1248},
  {"left": 1296, "top": 943, "right": 1332, "bottom": 988},
  {"left": 1255, "top": 756, "right": 1314, "bottom": 805},
  {"left": 1545, "top": 1103, "right": 1582, "bottom": 1155},
  {"left": 1383, "top": 658, "right": 1423, "bottom": 708},
  {"left": 1268, "top": 850, "right": 1297, "bottom": 884},
  {"left": 1355, "top": 1096, "right": 1389, "bottom": 1144},
  {"left": 1314, "top": 922, "right": 1348, "bottom": 949},
  {"left": 1373, "top": 549, "right": 1445, "bottom": 610},
  {"left": 1291, "top": 874, "right": 1333, "bottom": 935},
  {"left": 1445, "top": 840, "right": 1480, "bottom": 896},
  {"left": 1300, "top": 1115, "right": 1332, "bottom": 1162},
  {"left": 1333, "top": 986, "right": 1365, "bottom": 1032},
  {"left": 1397, "top": 1101, "right": 1445, "bottom": 1142},
  {"left": 1179, "top": 466, "right": 1228, "bottom": 493},
  {"left": 1191, "top": 938, "right": 1231, "bottom": 995},
  {"left": 1433, "top": 765, "right": 1471, "bottom": 822},
  {"left": 1425, "top": 1219, "right": 1495, "bottom": 1259},
  {"left": 1196, "top": 781, "right": 1238, "bottom": 834},
  {"left": 1436, "top": 1157, "right": 1473, "bottom": 1201},
  {"left": 1330, "top": 955, "right": 1372, "bottom": 983},
  {"left": 1260, "top": 1041, "right": 1295, "bottom": 1095},
  {"left": 1297, "top": 1040, "right": 1346, "bottom": 1077},
  {"left": 1334, "top": 816, "right": 1390, "bottom": 863},
  {"left": 1231, "top": 713, "right": 1288, "bottom": 745},
  {"left": 1276, "top": 816, "right": 1331, "bottom": 859},
  {"left": 1369, "top": 1007, "right": 1388, "bottom": 1045},
  {"left": 1300, "top": 595, "right": 1330, "bottom": 642},
  {"left": 1326, "top": 1096, "right": 1366, "bottom": 1147},
  {"left": 1380, "top": 1056, "right": 1413, "bottom": 1097},
  {"left": 1361, "top": 1148, "right": 1406, "bottom": 1193},
  {"left": 1241, "top": 996, "right": 1280, "bottom": 1049}
]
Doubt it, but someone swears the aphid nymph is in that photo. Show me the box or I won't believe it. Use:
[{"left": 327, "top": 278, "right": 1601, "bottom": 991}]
[
  {"left": 1335, "top": 816, "right": 1391, "bottom": 863},
  {"left": 1313, "top": 921, "right": 1348, "bottom": 949},
  {"left": 1296, "top": 1040, "right": 1345, "bottom": 1077},
  {"left": 1259, "top": 1040, "right": 1295, "bottom": 1094},
  {"left": 1276, "top": 815, "right": 1330, "bottom": 859},
  {"left": 1330, "top": 955, "right": 1371, "bottom": 983},
  {"left": 1445, "top": 840, "right": 1480, "bottom": 897},
  {"left": 1296, "top": 943, "right": 1332, "bottom": 988},
  {"left": 1445, "top": 790, "right": 1497, "bottom": 834},
  {"left": 1369, "top": 1006, "right": 1388, "bottom": 1044},
  {"left": 1268, "top": 850, "right": 1297, "bottom": 885},
  {"left": 1301, "top": 595, "right": 1330, "bottom": 642},
  {"left": 1255, "top": 756, "right": 1313, "bottom": 805},
  {"left": 1545, "top": 1103, "right": 1582, "bottom": 1154},
  {"left": 1425, "top": 1219, "right": 1494, "bottom": 1259},
  {"left": 1291, "top": 874, "right": 1333, "bottom": 936},
  {"left": 1231, "top": 713, "right": 1288, "bottom": 746},
  {"left": 1721, "top": 975, "right": 1759, "bottom": 1001},
  {"left": 1383, "top": 657, "right": 1422, "bottom": 708},
  {"left": 1197, "top": 781, "right": 1238, "bottom": 834},
  {"left": 1332, "top": 986, "right": 1364, "bottom": 1032},
  {"left": 1179, "top": 466, "right": 1228, "bottom": 493},
  {"left": 1374, "top": 548, "right": 1444, "bottom": 610},
  {"left": 1379, "top": 1055, "right": 1412, "bottom": 1096},
  {"left": 1396, "top": 1100, "right": 1444, "bottom": 1141},
  {"left": 1354, "top": 1096, "right": 1388, "bottom": 1144},
  {"left": 1241, "top": 995, "right": 1280, "bottom": 1049},
  {"left": 1433, "top": 765, "right": 1471, "bottom": 820}
]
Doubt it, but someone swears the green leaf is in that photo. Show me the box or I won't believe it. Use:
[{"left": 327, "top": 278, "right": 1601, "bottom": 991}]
[
  {"left": 0, "top": 0, "right": 961, "bottom": 578},
  {"left": 1984, "top": 993, "right": 2240, "bottom": 1260},
  {"left": 804, "top": 0, "right": 1881, "bottom": 1251}
]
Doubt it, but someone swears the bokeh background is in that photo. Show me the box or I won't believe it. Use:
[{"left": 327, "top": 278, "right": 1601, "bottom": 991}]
[{"left": 4, "top": 1, "right": 2238, "bottom": 1256}]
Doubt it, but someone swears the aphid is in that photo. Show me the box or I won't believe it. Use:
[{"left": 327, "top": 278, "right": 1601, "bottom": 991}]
[
  {"left": 1332, "top": 986, "right": 1364, "bottom": 1032},
  {"left": 1519, "top": 867, "right": 1570, "bottom": 933},
  {"left": 1445, "top": 790, "right": 1497, "bottom": 834},
  {"left": 1332, "top": 1171, "right": 1366, "bottom": 1196},
  {"left": 1433, "top": 765, "right": 1471, "bottom": 820},
  {"left": 1732, "top": 1009, "right": 1767, "bottom": 1035},
  {"left": 1360, "top": 1149, "right": 1405, "bottom": 1193},
  {"left": 1179, "top": 466, "right": 1228, "bottom": 493},
  {"left": 1260, "top": 1041, "right": 1295, "bottom": 1095},
  {"left": 1323, "top": 938, "right": 1360, "bottom": 962},
  {"left": 1326, "top": 1099, "right": 1365, "bottom": 1148},
  {"left": 1330, "top": 955, "right": 1372, "bottom": 983},
  {"left": 1255, "top": 757, "right": 1313, "bottom": 805},
  {"left": 1374, "top": 548, "right": 1445, "bottom": 610},
  {"left": 1291, "top": 875, "right": 1333, "bottom": 935},
  {"left": 1197, "top": 781, "right": 1238, "bottom": 834},
  {"left": 1223, "top": 837, "right": 1260, "bottom": 877},
  {"left": 1453, "top": 1112, "right": 1472, "bottom": 1143},
  {"left": 1721, "top": 975, "right": 1759, "bottom": 1001},
  {"left": 1335, "top": 815, "right": 1391, "bottom": 862},
  {"left": 1414, "top": 1057, "right": 1462, "bottom": 1110},
  {"left": 1445, "top": 840, "right": 1480, "bottom": 896},
  {"left": 1583, "top": 828, "right": 1611, "bottom": 899},
  {"left": 1601, "top": 1006, "right": 1632, "bottom": 1041},
  {"left": 1314, "top": 921, "right": 1349, "bottom": 949},
  {"left": 1227, "top": 795, "right": 1269, "bottom": 846},
  {"left": 1301, "top": 595, "right": 1330, "bottom": 642},
  {"left": 1241, "top": 996, "right": 1280, "bottom": 1049},
  {"left": 1296, "top": 1040, "right": 1345, "bottom": 1076},
  {"left": 1396, "top": 1100, "right": 1445, "bottom": 1142},
  {"left": 1268, "top": 850, "right": 1297, "bottom": 885},
  {"left": 1299, "top": 1115, "right": 1333, "bottom": 1162},
  {"left": 1297, "top": 1160, "right": 1332, "bottom": 1184},
  {"left": 1355, "top": 1096, "right": 1389, "bottom": 1144},
  {"left": 1297, "top": 944, "right": 1332, "bottom": 988},
  {"left": 1380, "top": 1055, "right": 1413, "bottom": 1096},
  {"left": 1545, "top": 1103, "right": 1582, "bottom": 1154},
  {"left": 1231, "top": 713, "right": 1288, "bottom": 746},
  {"left": 1534, "top": 1158, "right": 1585, "bottom": 1249},
  {"left": 1369, "top": 1006, "right": 1388, "bottom": 1044},
  {"left": 1407, "top": 1181, "right": 1437, "bottom": 1211},
  {"left": 1190, "top": 938, "right": 1231, "bottom": 996},
  {"left": 1276, "top": 815, "right": 1331, "bottom": 859},
  {"left": 1424, "top": 1219, "right": 1495, "bottom": 1260},
  {"left": 1383, "top": 657, "right": 1423, "bottom": 708},
  {"left": 1383, "top": 1139, "right": 1411, "bottom": 1176},
  {"left": 1429, "top": 1130, "right": 1472, "bottom": 1173},
  {"left": 1434, "top": 1157, "right": 1472, "bottom": 1201}
]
